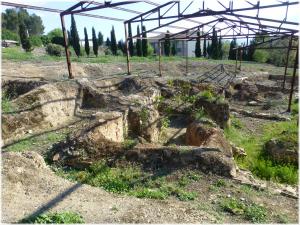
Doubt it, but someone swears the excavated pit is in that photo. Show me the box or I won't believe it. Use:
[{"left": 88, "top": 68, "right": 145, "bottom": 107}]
[{"left": 4, "top": 74, "right": 292, "bottom": 178}]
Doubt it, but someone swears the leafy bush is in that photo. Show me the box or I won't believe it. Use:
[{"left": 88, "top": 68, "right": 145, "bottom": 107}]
[
  {"left": 220, "top": 198, "right": 267, "bottom": 223},
  {"left": 21, "top": 211, "right": 84, "bottom": 223},
  {"left": 253, "top": 49, "right": 269, "bottom": 63},
  {"left": 51, "top": 36, "right": 65, "bottom": 46},
  {"left": 244, "top": 203, "right": 267, "bottom": 223},
  {"left": 46, "top": 43, "right": 63, "bottom": 57},
  {"left": 116, "top": 49, "right": 124, "bottom": 56},
  {"left": 29, "top": 35, "right": 43, "bottom": 47},
  {"left": 1, "top": 28, "right": 19, "bottom": 42},
  {"left": 147, "top": 43, "right": 154, "bottom": 56},
  {"left": 104, "top": 48, "right": 112, "bottom": 55},
  {"left": 41, "top": 35, "right": 51, "bottom": 46}
]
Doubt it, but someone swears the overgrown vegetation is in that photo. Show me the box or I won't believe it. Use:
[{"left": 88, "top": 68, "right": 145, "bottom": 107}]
[
  {"left": 21, "top": 211, "right": 84, "bottom": 224},
  {"left": 2, "top": 129, "right": 69, "bottom": 152},
  {"left": 55, "top": 161, "right": 199, "bottom": 201},
  {"left": 2, "top": 91, "right": 14, "bottom": 113},
  {"left": 225, "top": 112, "right": 298, "bottom": 185},
  {"left": 219, "top": 197, "right": 267, "bottom": 223}
]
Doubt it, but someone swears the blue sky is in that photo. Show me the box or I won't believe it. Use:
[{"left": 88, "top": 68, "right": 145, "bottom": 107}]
[{"left": 2, "top": 0, "right": 299, "bottom": 42}]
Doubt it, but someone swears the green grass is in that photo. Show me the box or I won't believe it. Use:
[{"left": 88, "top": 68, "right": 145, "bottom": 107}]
[
  {"left": 219, "top": 197, "right": 267, "bottom": 223},
  {"left": 224, "top": 117, "right": 298, "bottom": 185},
  {"left": 55, "top": 161, "right": 199, "bottom": 201},
  {"left": 2, "top": 129, "right": 68, "bottom": 152},
  {"left": 122, "top": 139, "right": 138, "bottom": 150},
  {"left": 2, "top": 92, "right": 14, "bottom": 113},
  {"left": 21, "top": 211, "right": 84, "bottom": 224}
]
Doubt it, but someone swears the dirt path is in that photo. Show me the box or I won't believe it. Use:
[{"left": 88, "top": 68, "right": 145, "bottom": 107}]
[{"left": 2, "top": 151, "right": 215, "bottom": 223}]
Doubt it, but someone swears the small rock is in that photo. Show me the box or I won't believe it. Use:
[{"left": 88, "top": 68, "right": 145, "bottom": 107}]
[
  {"left": 240, "top": 197, "right": 245, "bottom": 201},
  {"left": 247, "top": 101, "right": 258, "bottom": 106},
  {"left": 27, "top": 130, "right": 33, "bottom": 134},
  {"left": 227, "top": 194, "right": 231, "bottom": 198}
]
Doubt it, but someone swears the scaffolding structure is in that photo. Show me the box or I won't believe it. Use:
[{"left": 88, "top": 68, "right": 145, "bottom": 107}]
[{"left": 1, "top": 0, "right": 299, "bottom": 111}]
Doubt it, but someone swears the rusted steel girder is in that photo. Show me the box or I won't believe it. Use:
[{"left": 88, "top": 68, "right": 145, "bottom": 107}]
[
  {"left": 287, "top": 47, "right": 299, "bottom": 112},
  {"left": 60, "top": 15, "right": 73, "bottom": 79},
  {"left": 282, "top": 35, "right": 294, "bottom": 90}
]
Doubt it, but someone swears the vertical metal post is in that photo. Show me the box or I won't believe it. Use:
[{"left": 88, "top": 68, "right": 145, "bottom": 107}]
[
  {"left": 185, "top": 32, "right": 188, "bottom": 76},
  {"left": 287, "top": 47, "right": 298, "bottom": 112},
  {"left": 159, "top": 40, "right": 162, "bottom": 77},
  {"left": 239, "top": 48, "right": 242, "bottom": 70},
  {"left": 124, "top": 22, "right": 131, "bottom": 75},
  {"left": 235, "top": 48, "right": 238, "bottom": 73},
  {"left": 60, "top": 14, "right": 73, "bottom": 79},
  {"left": 282, "top": 35, "right": 293, "bottom": 90}
]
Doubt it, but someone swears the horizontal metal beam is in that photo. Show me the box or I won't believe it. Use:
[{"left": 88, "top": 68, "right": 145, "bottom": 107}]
[
  {"left": 224, "top": 12, "right": 299, "bottom": 26},
  {"left": 1, "top": 1, "right": 124, "bottom": 21},
  {"left": 61, "top": 1, "right": 140, "bottom": 15}
]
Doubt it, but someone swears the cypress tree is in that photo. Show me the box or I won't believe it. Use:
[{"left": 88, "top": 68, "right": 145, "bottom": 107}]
[
  {"left": 195, "top": 31, "right": 201, "bottom": 57},
  {"left": 203, "top": 37, "right": 207, "bottom": 57},
  {"left": 171, "top": 41, "right": 177, "bottom": 56},
  {"left": 136, "top": 25, "right": 142, "bottom": 56},
  {"left": 141, "top": 25, "right": 148, "bottom": 57},
  {"left": 98, "top": 31, "right": 103, "bottom": 46},
  {"left": 128, "top": 23, "right": 134, "bottom": 56},
  {"left": 164, "top": 30, "right": 170, "bottom": 56},
  {"left": 92, "top": 27, "right": 98, "bottom": 57},
  {"left": 106, "top": 37, "right": 111, "bottom": 47},
  {"left": 19, "top": 22, "right": 32, "bottom": 52},
  {"left": 118, "top": 40, "right": 125, "bottom": 54},
  {"left": 218, "top": 36, "right": 222, "bottom": 59},
  {"left": 110, "top": 26, "right": 117, "bottom": 55},
  {"left": 84, "top": 27, "right": 90, "bottom": 56},
  {"left": 211, "top": 28, "right": 219, "bottom": 59},
  {"left": 228, "top": 38, "right": 237, "bottom": 60},
  {"left": 247, "top": 39, "right": 256, "bottom": 61},
  {"left": 207, "top": 42, "right": 211, "bottom": 57},
  {"left": 70, "top": 14, "right": 80, "bottom": 57}
]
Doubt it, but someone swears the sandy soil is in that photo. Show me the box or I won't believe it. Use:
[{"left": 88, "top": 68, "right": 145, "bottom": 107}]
[{"left": 1, "top": 151, "right": 217, "bottom": 224}]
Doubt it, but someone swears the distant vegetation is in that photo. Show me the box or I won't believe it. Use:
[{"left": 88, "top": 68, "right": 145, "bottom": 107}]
[
  {"left": 2, "top": 8, "right": 297, "bottom": 66},
  {"left": 225, "top": 105, "right": 298, "bottom": 185}
]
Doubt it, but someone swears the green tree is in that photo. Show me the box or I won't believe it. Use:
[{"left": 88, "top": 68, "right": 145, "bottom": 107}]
[
  {"left": 2, "top": 8, "right": 44, "bottom": 36},
  {"left": 110, "top": 26, "right": 117, "bottom": 55},
  {"left": 136, "top": 25, "right": 142, "bottom": 57},
  {"left": 207, "top": 42, "right": 212, "bottom": 57},
  {"left": 171, "top": 42, "right": 177, "bottom": 56},
  {"left": 247, "top": 39, "right": 256, "bottom": 61},
  {"left": 228, "top": 38, "right": 237, "bottom": 60},
  {"left": 84, "top": 27, "right": 90, "bottom": 56},
  {"left": 218, "top": 37, "right": 223, "bottom": 59},
  {"left": 106, "top": 37, "right": 111, "bottom": 47},
  {"left": 203, "top": 37, "right": 207, "bottom": 57},
  {"left": 2, "top": 9, "right": 19, "bottom": 32},
  {"left": 26, "top": 13, "right": 44, "bottom": 35},
  {"left": 195, "top": 31, "right": 201, "bottom": 57},
  {"left": 92, "top": 27, "right": 98, "bottom": 57},
  {"left": 128, "top": 23, "right": 134, "bottom": 56},
  {"left": 70, "top": 15, "right": 81, "bottom": 57},
  {"left": 211, "top": 28, "right": 219, "bottom": 59},
  {"left": 1, "top": 28, "right": 19, "bottom": 41},
  {"left": 118, "top": 40, "right": 125, "bottom": 54},
  {"left": 19, "top": 22, "right": 32, "bottom": 52},
  {"left": 141, "top": 25, "right": 148, "bottom": 57},
  {"left": 98, "top": 31, "right": 103, "bottom": 46},
  {"left": 164, "top": 30, "right": 171, "bottom": 56}
]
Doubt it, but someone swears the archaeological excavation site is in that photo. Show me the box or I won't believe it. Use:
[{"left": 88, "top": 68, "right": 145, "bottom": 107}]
[{"left": 1, "top": 0, "right": 299, "bottom": 224}]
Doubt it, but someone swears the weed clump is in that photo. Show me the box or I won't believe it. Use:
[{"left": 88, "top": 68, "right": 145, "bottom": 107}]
[{"left": 21, "top": 211, "right": 84, "bottom": 224}]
